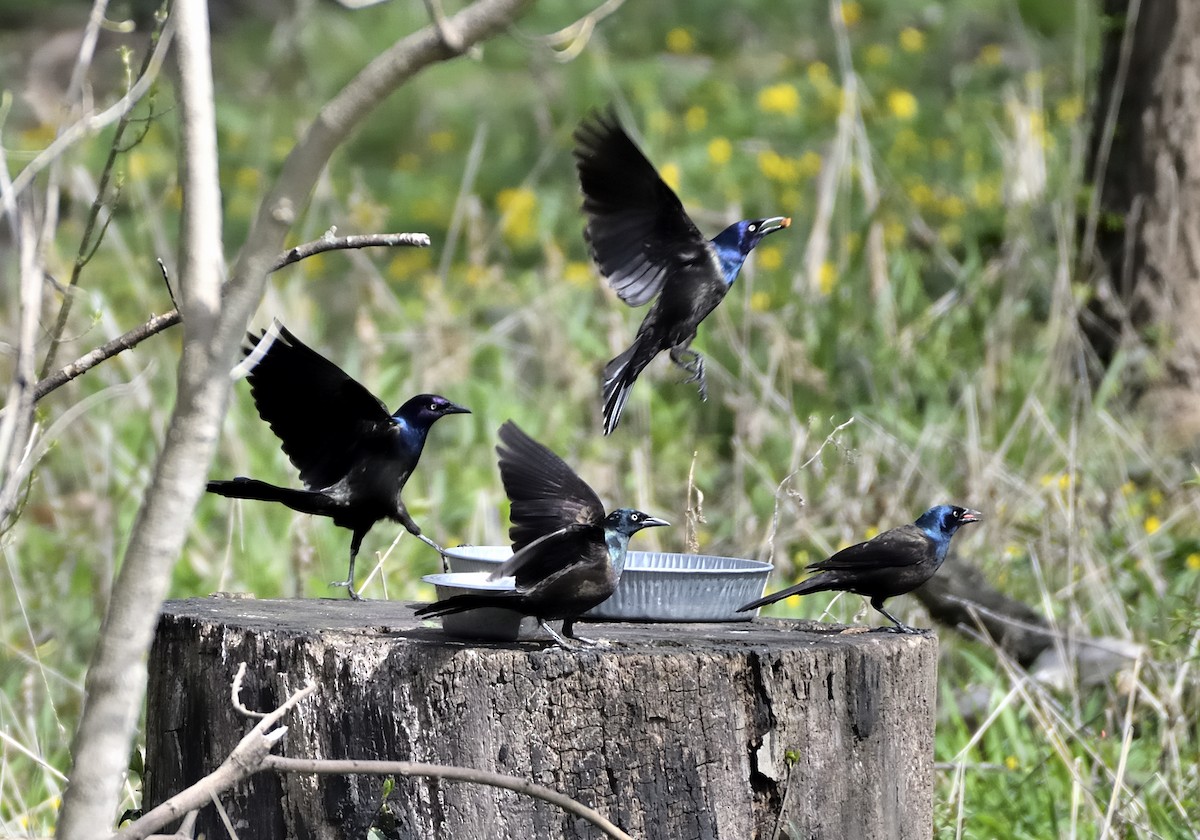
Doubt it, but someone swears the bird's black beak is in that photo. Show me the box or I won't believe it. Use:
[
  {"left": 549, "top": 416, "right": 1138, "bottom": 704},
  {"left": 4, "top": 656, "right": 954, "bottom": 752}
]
[
  {"left": 444, "top": 402, "right": 472, "bottom": 416},
  {"left": 760, "top": 216, "right": 791, "bottom": 235},
  {"left": 641, "top": 515, "right": 670, "bottom": 529},
  {"left": 959, "top": 509, "right": 983, "bottom": 524}
]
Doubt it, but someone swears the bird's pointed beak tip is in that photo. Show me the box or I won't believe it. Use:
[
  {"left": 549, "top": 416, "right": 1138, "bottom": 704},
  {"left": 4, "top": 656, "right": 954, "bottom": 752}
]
[
  {"left": 765, "top": 216, "right": 791, "bottom": 233},
  {"left": 450, "top": 404, "right": 472, "bottom": 415},
  {"left": 961, "top": 509, "right": 983, "bottom": 523},
  {"left": 644, "top": 516, "right": 670, "bottom": 528}
]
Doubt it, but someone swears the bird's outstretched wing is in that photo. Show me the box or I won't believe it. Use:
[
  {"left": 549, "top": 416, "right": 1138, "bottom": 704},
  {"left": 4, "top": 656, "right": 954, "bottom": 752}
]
[
  {"left": 574, "top": 109, "right": 709, "bottom": 307},
  {"left": 242, "top": 324, "right": 393, "bottom": 490},
  {"left": 810, "top": 525, "right": 933, "bottom": 572},
  {"left": 497, "top": 524, "right": 604, "bottom": 585},
  {"left": 496, "top": 421, "right": 604, "bottom": 553}
]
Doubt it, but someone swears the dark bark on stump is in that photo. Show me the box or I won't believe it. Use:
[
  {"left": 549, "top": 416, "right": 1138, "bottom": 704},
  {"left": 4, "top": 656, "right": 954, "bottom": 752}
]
[{"left": 145, "top": 597, "right": 937, "bottom": 840}]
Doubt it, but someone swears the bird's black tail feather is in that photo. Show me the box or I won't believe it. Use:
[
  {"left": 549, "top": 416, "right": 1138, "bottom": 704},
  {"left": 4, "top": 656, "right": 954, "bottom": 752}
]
[
  {"left": 602, "top": 338, "right": 654, "bottom": 435},
  {"left": 736, "top": 573, "right": 839, "bottom": 613},
  {"left": 414, "top": 592, "right": 522, "bottom": 618},
  {"left": 206, "top": 478, "right": 338, "bottom": 518}
]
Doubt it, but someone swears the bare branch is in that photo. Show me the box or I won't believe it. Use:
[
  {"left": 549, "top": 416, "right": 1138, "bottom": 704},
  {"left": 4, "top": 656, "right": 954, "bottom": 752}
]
[
  {"left": 270, "top": 230, "right": 430, "bottom": 272},
  {"left": 265, "top": 756, "right": 634, "bottom": 840},
  {"left": 118, "top": 666, "right": 629, "bottom": 840},
  {"left": 32, "top": 231, "right": 429, "bottom": 401}
]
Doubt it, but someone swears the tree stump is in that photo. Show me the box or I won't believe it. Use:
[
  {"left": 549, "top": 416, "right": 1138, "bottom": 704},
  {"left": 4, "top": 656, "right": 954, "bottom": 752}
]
[{"left": 145, "top": 597, "right": 937, "bottom": 840}]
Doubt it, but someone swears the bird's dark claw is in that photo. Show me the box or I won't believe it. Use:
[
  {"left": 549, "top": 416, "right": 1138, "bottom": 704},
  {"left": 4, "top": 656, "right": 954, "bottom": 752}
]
[
  {"left": 670, "top": 348, "right": 708, "bottom": 401},
  {"left": 330, "top": 579, "right": 361, "bottom": 601}
]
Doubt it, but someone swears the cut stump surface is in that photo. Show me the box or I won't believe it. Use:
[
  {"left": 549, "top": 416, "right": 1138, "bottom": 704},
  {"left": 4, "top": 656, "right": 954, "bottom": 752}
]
[{"left": 146, "top": 597, "right": 937, "bottom": 840}]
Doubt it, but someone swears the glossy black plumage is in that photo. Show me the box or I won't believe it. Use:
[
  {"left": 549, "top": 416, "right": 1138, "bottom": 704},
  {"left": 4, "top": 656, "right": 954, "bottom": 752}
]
[
  {"left": 415, "top": 421, "right": 667, "bottom": 647},
  {"left": 738, "top": 505, "right": 982, "bottom": 633},
  {"left": 206, "top": 323, "right": 469, "bottom": 599},
  {"left": 573, "top": 109, "right": 791, "bottom": 434}
]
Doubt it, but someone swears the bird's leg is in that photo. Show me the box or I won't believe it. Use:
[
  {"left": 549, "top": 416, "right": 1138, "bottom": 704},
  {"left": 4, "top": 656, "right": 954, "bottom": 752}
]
[
  {"left": 561, "top": 618, "right": 605, "bottom": 647},
  {"left": 330, "top": 530, "right": 366, "bottom": 601},
  {"left": 669, "top": 347, "right": 707, "bottom": 401},
  {"left": 399, "top": 511, "right": 450, "bottom": 572},
  {"left": 871, "top": 598, "right": 917, "bottom": 634},
  {"left": 539, "top": 619, "right": 582, "bottom": 650}
]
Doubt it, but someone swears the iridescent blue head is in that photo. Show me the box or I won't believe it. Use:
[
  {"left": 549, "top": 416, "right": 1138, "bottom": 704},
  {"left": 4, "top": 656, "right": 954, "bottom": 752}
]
[
  {"left": 915, "top": 505, "right": 982, "bottom": 541},
  {"left": 603, "top": 508, "right": 670, "bottom": 537},
  {"left": 710, "top": 216, "right": 791, "bottom": 285},
  {"left": 393, "top": 394, "right": 471, "bottom": 432}
]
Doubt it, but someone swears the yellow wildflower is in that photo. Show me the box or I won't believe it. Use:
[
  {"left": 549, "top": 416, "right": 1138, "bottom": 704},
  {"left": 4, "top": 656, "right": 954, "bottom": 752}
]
[
  {"left": 427, "top": 130, "right": 456, "bottom": 153},
  {"left": 817, "top": 261, "right": 836, "bottom": 295},
  {"left": 756, "top": 245, "right": 783, "bottom": 271},
  {"left": 840, "top": 1, "right": 862, "bottom": 26},
  {"left": 750, "top": 290, "right": 772, "bottom": 312},
  {"left": 684, "top": 105, "right": 707, "bottom": 132},
  {"left": 940, "top": 194, "right": 966, "bottom": 218},
  {"left": 1149, "top": 489, "right": 1164, "bottom": 507},
  {"left": 235, "top": 166, "right": 261, "bottom": 191},
  {"left": 1004, "top": 755, "right": 1019, "bottom": 771},
  {"left": 899, "top": 27, "right": 925, "bottom": 53},
  {"left": 865, "top": 43, "right": 892, "bottom": 67},
  {"left": 907, "top": 181, "right": 934, "bottom": 208},
  {"left": 864, "top": 525, "right": 880, "bottom": 539},
  {"left": 708, "top": 137, "right": 733, "bottom": 166},
  {"left": 883, "top": 219, "right": 905, "bottom": 247},
  {"left": 758, "top": 83, "right": 802, "bottom": 116},
  {"left": 1186, "top": 553, "right": 1200, "bottom": 571},
  {"left": 1144, "top": 515, "right": 1162, "bottom": 535},
  {"left": 977, "top": 44, "right": 1004, "bottom": 67},
  {"left": 387, "top": 249, "right": 432, "bottom": 281},
  {"left": 393, "top": 152, "right": 420, "bottom": 172},
  {"left": 564, "top": 261, "right": 593, "bottom": 286},
  {"left": 659, "top": 162, "right": 681, "bottom": 191},
  {"left": 1056, "top": 95, "right": 1085, "bottom": 123},
  {"left": 1120, "top": 481, "right": 1136, "bottom": 496},
  {"left": 939, "top": 224, "right": 961, "bottom": 246},
  {"left": 886, "top": 89, "right": 918, "bottom": 120},
  {"left": 971, "top": 179, "right": 1000, "bottom": 209},
  {"left": 496, "top": 186, "right": 538, "bottom": 245},
  {"left": 797, "top": 150, "right": 823, "bottom": 178},
  {"left": 665, "top": 27, "right": 694, "bottom": 54},
  {"left": 807, "top": 61, "right": 831, "bottom": 84}
]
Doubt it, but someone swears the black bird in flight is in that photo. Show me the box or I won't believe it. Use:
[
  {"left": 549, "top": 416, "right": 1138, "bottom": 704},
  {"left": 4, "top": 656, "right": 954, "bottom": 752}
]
[
  {"left": 573, "top": 109, "right": 791, "bottom": 434},
  {"left": 738, "top": 505, "right": 982, "bottom": 633},
  {"left": 415, "top": 421, "right": 668, "bottom": 648},
  {"left": 207, "top": 323, "right": 470, "bottom": 600}
]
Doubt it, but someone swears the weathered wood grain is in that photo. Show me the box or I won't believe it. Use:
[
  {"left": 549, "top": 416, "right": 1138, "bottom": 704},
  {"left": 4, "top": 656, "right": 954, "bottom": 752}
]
[{"left": 145, "top": 597, "right": 936, "bottom": 839}]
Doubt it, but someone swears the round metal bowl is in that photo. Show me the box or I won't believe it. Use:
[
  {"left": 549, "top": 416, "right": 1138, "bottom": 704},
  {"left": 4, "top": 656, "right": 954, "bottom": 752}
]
[
  {"left": 442, "top": 546, "right": 772, "bottom": 622},
  {"left": 419, "top": 571, "right": 538, "bottom": 641}
]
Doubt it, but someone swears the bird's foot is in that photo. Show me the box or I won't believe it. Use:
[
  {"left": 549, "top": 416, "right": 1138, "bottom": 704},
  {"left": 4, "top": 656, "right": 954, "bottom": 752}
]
[
  {"left": 540, "top": 620, "right": 583, "bottom": 650},
  {"left": 329, "top": 579, "right": 361, "bottom": 601},
  {"left": 670, "top": 349, "right": 708, "bottom": 401},
  {"left": 876, "top": 623, "right": 921, "bottom": 634},
  {"left": 569, "top": 634, "right": 610, "bottom": 648}
]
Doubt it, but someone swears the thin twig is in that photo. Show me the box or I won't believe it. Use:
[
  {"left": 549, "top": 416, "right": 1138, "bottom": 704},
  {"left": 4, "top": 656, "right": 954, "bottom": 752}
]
[
  {"left": 117, "top": 663, "right": 630, "bottom": 840},
  {"left": 32, "top": 231, "right": 430, "bottom": 402},
  {"left": 40, "top": 8, "right": 170, "bottom": 380},
  {"left": 263, "top": 756, "right": 634, "bottom": 840},
  {"left": 9, "top": 14, "right": 176, "bottom": 198}
]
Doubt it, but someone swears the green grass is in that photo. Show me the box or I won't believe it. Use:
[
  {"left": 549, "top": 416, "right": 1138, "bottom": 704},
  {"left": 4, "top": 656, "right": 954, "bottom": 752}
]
[{"left": 3, "top": 0, "right": 1199, "bottom": 835}]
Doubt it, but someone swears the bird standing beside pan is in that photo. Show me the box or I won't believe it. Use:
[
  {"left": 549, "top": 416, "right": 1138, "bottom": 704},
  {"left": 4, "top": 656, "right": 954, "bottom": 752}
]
[
  {"left": 738, "top": 505, "right": 982, "bottom": 633},
  {"left": 207, "top": 322, "right": 470, "bottom": 600},
  {"left": 573, "top": 109, "right": 791, "bottom": 434},
  {"left": 416, "top": 421, "right": 668, "bottom": 648}
]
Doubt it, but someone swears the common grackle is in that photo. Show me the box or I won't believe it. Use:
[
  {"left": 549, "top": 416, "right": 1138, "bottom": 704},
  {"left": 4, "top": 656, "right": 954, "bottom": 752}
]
[
  {"left": 737, "top": 505, "right": 982, "bottom": 633},
  {"left": 207, "top": 323, "right": 469, "bottom": 600},
  {"left": 415, "top": 421, "right": 668, "bottom": 648},
  {"left": 573, "top": 109, "right": 791, "bottom": 434}
]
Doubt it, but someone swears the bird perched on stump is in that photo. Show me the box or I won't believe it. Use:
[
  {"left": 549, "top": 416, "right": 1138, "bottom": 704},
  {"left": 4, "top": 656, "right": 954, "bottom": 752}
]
[
  {"left": 738, "top": 505, "right": 982, "bottom": 633},
  {"left": 415, "top": 421, "right": 668, "bottom": 648},
  {"left": 573, "top": 109, "right": 791, "bottom": 434},
  {"left": 206, "top": 322, "right": 470, "bottom": 600}
]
